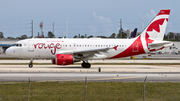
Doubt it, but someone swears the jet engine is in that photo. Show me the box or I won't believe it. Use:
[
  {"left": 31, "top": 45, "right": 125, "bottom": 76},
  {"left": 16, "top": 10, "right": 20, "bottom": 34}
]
[{"left": 52, "top": 54, "right": 73, "bottom": 65}]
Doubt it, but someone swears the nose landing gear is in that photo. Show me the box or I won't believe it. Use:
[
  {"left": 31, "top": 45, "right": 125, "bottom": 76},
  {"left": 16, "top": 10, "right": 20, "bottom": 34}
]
[{"left": 29, "top": 59, "right": 33, "bottom": 68}]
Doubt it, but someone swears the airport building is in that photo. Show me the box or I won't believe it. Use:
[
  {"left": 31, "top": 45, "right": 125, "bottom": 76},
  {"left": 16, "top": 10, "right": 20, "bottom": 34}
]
[{"left": 0, "top": 39, "right": 19, "bottom": 53}]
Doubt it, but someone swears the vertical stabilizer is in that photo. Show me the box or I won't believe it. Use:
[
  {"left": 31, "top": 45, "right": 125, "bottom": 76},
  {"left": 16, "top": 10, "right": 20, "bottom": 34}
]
[{"left": 140, "top": 9, "right": 170, "bottom": 41}]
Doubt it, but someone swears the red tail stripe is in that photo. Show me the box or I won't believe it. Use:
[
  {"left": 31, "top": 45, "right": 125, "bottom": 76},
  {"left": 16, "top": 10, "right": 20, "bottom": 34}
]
[{"left": 109, "top": 35, "right": 145, "bottom": 59}]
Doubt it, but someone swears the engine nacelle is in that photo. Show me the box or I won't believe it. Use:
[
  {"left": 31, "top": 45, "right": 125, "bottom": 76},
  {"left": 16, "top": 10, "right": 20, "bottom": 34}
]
[{"left": 52, "top": 54, "right": 73, "bottom": 65}]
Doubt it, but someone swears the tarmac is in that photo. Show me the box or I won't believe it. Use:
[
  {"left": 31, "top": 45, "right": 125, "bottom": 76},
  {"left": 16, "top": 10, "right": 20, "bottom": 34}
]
[
  {"left": 0, "top": 59, "right": 180, "bottom": 63},
  {"left": 0, "top": 53, "right": 180, "bottom": 82},
  {"left": 0, "top": 63, "right": 180, "bottom": 82}
]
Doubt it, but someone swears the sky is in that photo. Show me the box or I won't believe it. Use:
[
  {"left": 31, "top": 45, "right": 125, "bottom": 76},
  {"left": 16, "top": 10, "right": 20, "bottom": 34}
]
[{"left": 0, "top": 0, "right": 180, "bottom": 38}]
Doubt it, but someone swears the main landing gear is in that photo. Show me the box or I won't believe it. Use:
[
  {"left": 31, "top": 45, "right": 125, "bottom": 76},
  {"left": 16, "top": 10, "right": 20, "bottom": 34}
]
[
  {"left": 29, "top": 59, "right": 33, "bottom": 68},
  {"left": 81, "top": 61, "right": 91, "bottom": 68}
]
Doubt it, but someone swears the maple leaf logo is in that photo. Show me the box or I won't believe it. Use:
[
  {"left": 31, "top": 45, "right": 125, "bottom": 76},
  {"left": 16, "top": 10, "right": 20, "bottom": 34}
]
[
  {"left": 146, "top": 29, "right": 159, "bottom": 40},
  {"left": 145, "top": 18, "right": 168, "bottom": 50}
]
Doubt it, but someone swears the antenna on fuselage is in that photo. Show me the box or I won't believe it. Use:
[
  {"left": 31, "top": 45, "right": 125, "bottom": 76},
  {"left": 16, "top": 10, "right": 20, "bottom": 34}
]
[{"left": 30, "top": 20, "right": 34, "bottom": 38}]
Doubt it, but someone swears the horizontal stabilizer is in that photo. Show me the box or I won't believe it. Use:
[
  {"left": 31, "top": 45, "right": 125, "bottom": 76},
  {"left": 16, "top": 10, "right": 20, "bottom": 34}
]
[{"left": 148, "top": 41, "right": 173, "bottom": 48}]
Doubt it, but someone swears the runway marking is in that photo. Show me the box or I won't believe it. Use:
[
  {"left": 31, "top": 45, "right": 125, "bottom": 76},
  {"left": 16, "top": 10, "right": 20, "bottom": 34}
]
[{"left": 94, "top": 76, "right": 141, "bottom": 80}]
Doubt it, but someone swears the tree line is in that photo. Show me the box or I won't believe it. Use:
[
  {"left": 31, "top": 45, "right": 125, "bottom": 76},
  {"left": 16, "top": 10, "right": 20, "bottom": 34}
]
[
  {"left": 0, "top": 30, "right": 180, "bottom": 41},
  {"left": 0, "top": 30, "right": 128, "bottom": 39}
]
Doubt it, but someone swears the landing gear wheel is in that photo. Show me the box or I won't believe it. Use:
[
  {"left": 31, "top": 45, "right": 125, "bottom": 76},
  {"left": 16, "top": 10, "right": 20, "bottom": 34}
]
[
  {"left": 29, "top": 64, "right": 33, "bottom": 68},
  {"left": 81, "top": 63, "right": 85, "bottom": 67},
  {"left": 29, "top": 59, "right": 33, "bottom": 68},
  {"left": 81, "top": 62, "right": 86, "bottom": 68},
  {"left": 81, "top": 63, "right": 91, "bottom": 68},
  {"left": 85, "top": 63, "right": 91, "bottom": 68}
]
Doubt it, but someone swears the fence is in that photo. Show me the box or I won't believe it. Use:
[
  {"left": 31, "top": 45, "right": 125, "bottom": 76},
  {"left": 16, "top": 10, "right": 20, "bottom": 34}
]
[{"left": 0, "top": 77, "right": 179, "bottom": 101}]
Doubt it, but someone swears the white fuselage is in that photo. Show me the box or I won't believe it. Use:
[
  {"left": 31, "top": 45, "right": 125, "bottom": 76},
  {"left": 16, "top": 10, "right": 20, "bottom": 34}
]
[{"left": 6, "top": 38, "right": 141, "bottom": 59}]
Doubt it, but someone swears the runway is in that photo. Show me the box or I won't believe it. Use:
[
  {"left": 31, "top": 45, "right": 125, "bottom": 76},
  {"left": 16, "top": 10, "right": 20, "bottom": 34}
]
[
  {"left": 0, "top": 64, "right": 180, "bottom": 82},
  {"left": 1, "top": 59, "right": 180, "bottom": 63}
]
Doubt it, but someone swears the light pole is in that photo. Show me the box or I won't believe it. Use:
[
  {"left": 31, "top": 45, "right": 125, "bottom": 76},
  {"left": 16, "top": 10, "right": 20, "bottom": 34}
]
[
  {"left": 63, "top": 32, "right": 65, "bottom": 38},
  {"left": 66, "top": 18, "right": 69, "bottom": 38}
]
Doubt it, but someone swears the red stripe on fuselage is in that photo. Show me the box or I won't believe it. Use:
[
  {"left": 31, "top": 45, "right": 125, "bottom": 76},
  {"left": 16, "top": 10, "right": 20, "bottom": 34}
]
[{"left": 109, "top": 35, "right": 145, "bottom": 59}]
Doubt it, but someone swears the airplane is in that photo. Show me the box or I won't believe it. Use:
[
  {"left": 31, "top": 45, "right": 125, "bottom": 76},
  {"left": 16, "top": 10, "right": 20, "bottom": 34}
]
[
  {"left": 128, "top": 28, "right": 137, "bottom": 39},
  {"left": 5, "top": 9, "right": 173, "bottom": 68}
]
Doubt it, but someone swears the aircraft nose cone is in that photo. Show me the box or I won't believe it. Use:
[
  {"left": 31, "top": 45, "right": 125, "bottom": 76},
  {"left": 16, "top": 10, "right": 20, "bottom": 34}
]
[{"left": 5, "top": 47, "right": 12, "bottom": 56}]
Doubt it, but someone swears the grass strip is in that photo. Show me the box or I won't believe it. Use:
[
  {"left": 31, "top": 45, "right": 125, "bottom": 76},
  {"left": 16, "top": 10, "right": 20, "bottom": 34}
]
[
  {"left": 0, "top": 81, "right": 180, "bottom": 101},
  {"left": 0, "top": 57, "right": 18, "bottom": 60}
]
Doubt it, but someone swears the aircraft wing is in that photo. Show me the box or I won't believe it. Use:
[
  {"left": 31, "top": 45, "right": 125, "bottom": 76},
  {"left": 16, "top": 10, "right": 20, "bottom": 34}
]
[
  {"left": 58, "top": 46, "right": 118, "bottom": 59},
  {"left": 74, "top": 46, "right": 117, "bottom": 54}
]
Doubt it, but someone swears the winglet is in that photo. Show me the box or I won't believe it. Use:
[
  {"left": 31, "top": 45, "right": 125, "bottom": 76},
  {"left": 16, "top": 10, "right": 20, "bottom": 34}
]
[{"left": 113, "top": 45, "right": 118, "bottom": 51}]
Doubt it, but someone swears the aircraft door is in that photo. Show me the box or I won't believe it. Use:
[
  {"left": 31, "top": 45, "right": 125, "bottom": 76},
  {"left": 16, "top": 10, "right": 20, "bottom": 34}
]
[
  {"left": 28, "top": 41, "right": 34, "bottom": 52},
  {"left": 133, "top": 41, "right": 138, "bottom": 52}
]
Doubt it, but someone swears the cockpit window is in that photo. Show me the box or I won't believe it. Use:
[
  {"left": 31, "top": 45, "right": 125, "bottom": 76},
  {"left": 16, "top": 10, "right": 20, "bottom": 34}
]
[{"left": 13, "top": 44, "right": 22, "bottom": 47}]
